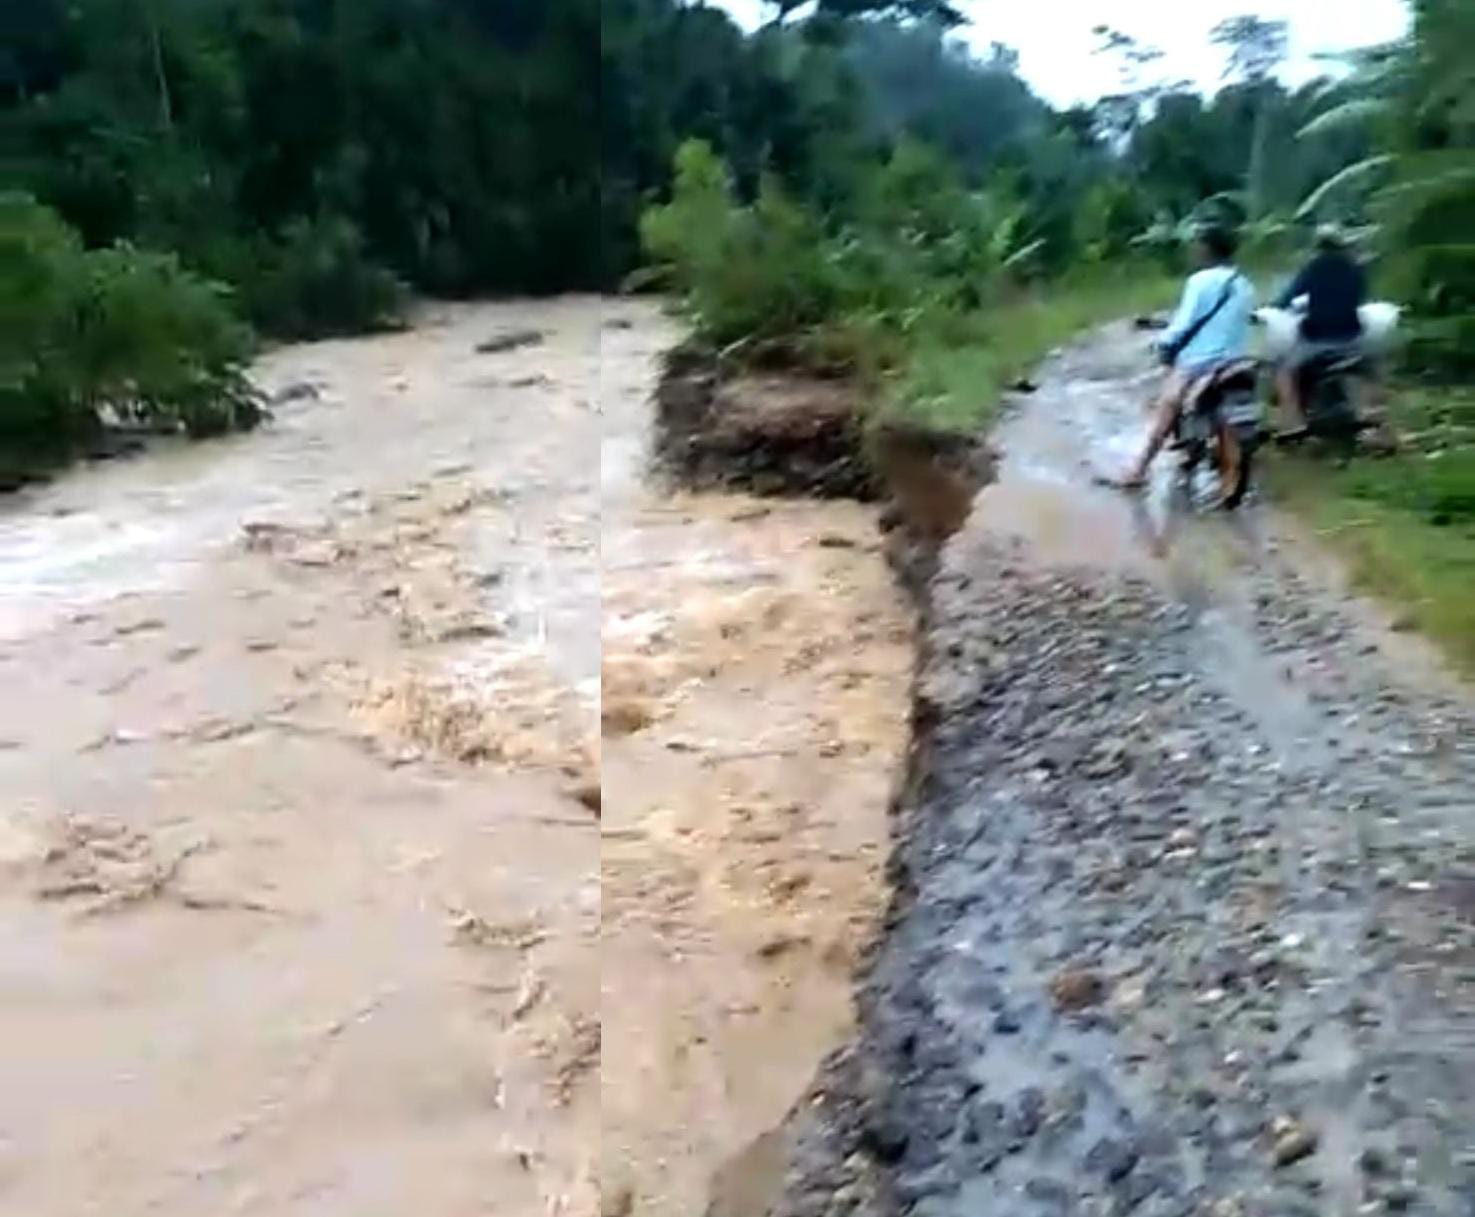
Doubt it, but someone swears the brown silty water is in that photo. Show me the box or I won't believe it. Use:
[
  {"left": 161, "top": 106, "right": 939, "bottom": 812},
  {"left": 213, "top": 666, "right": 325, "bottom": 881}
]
[
  {"left": 0, "top": 301, "right": 603, "bottom": 1216},
  {"left": 599, "top": 311, "right": 914, "bottom": 1215},
  {"left": 0, "top": 298, "right": 915, "bottom": 1217}
]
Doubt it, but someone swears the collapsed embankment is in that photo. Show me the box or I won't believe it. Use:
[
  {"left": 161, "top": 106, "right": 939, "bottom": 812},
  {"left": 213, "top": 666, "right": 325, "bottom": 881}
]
[{"left": 651, "top": 343, "right": 993, "bottom": 1217}]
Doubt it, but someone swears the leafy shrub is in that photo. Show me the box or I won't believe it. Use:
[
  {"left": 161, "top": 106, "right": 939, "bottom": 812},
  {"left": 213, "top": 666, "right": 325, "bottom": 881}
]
[
  {"left": 0, "top": 193, "right": 261, "bottom": 454},
  {"left": 642, "top": 142, "right": 838, "bottom": 346},
  {"left": 1074, "top": 179, "right": 1153, "bottom": 263},
  {"left": 242, "top": 216, "right": 407, "bottom": 340}
]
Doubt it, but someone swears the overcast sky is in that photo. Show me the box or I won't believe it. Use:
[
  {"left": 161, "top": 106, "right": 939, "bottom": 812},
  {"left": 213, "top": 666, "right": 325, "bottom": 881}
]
[{"left": 709, "top": 1, "right": 1411, "bottom": 106}]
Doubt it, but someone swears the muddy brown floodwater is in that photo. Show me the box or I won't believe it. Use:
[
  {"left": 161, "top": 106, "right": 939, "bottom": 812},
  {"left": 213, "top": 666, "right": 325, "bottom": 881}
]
[
  {"left": 0, "top": 301, "right": 608, "bottom": 1216},
  {"left": 0, "top": 298, "right": 912, "bottom": 1217},
  {"left": 600, "top": 310, "right": 914, "bottom": 1215}
]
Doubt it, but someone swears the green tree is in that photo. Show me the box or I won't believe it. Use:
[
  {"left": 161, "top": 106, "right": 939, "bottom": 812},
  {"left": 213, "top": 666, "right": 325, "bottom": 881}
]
[{"left": 1210, "top": 15, "right": 1288, "bottom": 218}]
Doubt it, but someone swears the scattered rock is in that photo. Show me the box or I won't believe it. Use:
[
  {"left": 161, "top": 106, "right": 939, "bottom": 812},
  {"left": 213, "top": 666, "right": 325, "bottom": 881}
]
[
  {"left": 476, "top": 329, "right": 545, "bottom": 355},
  {"left": 1358, "top": 1147, "right": 1391, "bottom": 1177},
  {"left": 1086, "top": 1135, "right": 1140, "bottom": 1182},
  {"left": 1050, "top": 967, "right": 1107, "bottom": 1012},
  {"left": 1270, "top": 1120, "right": 1318, "bottom": 1167},
  {"left": 271, "top": 380, "right": 322, "bottom": 405}
]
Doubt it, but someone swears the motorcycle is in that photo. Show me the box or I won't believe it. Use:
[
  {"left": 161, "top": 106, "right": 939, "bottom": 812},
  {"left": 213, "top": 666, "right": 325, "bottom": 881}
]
[
  {"left": 1256, "top": 301, "right": 1401, "bottom": 451},
  {"left": 1169, "top": 357, "right": 1263, "bottom": 511}
]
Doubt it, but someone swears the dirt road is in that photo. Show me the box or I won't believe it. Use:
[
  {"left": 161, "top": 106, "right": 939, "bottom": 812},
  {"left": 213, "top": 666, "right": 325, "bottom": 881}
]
[{"left": 775, "top": 324, "right": 1475, "bottom": 1217}]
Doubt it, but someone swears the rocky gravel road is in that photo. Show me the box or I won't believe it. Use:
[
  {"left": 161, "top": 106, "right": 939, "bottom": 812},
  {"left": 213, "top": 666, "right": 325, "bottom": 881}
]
[{"left": 770, "top": 325, "right": 1475, "bottom": 1217}]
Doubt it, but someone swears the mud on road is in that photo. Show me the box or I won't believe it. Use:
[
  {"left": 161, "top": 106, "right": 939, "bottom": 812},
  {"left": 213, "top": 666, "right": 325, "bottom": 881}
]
[{"left": 771, "top": 325, "right": 1475, "bottom": 1217}]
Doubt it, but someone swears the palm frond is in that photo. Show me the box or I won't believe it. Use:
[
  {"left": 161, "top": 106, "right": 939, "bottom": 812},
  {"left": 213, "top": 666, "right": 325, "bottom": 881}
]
[
  {"left": 1297, "top": 98, "right": 1391, "bottom": 141},
  {"left": 1295, "top": 154, "right": 1395, "bottom": 221},
  {"left": 1000, "top": 238, "right": 1045, "bottom": 270}
]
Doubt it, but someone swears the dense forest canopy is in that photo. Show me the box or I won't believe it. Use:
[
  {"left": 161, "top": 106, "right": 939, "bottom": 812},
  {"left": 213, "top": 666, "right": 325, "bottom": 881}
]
[
  {"left": 1, "top": 0, "right": 1410, "bottom": 314},
  {"left": 1, "top": 0, "right": 1471, "bottom": 465}
]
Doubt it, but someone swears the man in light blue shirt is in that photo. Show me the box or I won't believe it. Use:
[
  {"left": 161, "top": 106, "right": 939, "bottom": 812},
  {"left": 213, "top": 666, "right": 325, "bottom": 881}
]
[{"left": 1119, "top": 225, "right": 1254, "bottom": 487}]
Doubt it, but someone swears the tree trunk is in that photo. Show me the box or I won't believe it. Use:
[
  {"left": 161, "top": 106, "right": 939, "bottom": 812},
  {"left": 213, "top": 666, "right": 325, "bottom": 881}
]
[
  {"left": 146, "top": 2, "right": 173, "bottom": 132},
  {"left": 1247, "top": 93, "right": 1270, "bottom": 219}
]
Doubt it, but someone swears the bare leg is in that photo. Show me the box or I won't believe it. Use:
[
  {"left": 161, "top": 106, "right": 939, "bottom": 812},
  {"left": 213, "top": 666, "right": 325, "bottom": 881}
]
[
  {"left": 1275, "top": 363, "right": 1304, "bottom": 432},
  {"left": 1216, "top": 422, "right": 1242, "bottom": 503},
  {"left": 1122, "top": 373, "right": 1186, "bottom": 486}
]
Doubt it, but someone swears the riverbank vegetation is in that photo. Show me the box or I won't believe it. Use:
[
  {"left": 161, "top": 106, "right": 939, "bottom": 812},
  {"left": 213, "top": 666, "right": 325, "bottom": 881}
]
[
  {"left": 635, "top": 5, "right": 1397, "bottom": 432},
  {"left": 634, "top": 0, "right": 1471, "bottom": 660},
  {"left": 3, "top": 0, "right": 1472, "bottom": 662}
]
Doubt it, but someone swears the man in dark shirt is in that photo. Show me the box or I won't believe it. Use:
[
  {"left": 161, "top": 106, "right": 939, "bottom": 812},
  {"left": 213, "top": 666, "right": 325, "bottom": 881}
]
[{"left": 1273, "top": 225, "right": 1367, "bottom": 430}]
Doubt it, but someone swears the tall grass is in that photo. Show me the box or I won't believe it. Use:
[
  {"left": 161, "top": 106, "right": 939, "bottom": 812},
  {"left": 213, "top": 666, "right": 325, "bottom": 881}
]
[
  {"left": 1263, "top": 385, "right": 1475, "bottom": 674},
  {"left": 882, "top": 269, "right": 1179, "bottom": 433},
  {"left": 644, "top": 139, "right": 1179, "bottom": 438}
]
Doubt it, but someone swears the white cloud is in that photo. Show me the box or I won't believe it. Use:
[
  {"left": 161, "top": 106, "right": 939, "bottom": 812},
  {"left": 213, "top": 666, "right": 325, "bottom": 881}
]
[{"left": 703, "top": 0, "right": 1410, "bottom": 106}]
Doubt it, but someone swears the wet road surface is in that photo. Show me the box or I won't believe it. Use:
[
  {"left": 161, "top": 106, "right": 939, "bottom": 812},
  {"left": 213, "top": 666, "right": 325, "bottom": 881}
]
[{"left": 776, "top": 323, "right": 1475, "bottom": 1217}]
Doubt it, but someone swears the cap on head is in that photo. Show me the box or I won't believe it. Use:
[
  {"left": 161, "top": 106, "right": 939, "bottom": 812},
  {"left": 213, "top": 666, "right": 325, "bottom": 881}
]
[{"left": 1315, "top": 222, "right": 1348, "bottom": 252}]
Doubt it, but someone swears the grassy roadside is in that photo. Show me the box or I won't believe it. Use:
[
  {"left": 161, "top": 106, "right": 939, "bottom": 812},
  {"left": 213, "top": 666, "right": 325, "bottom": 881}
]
[
  {"left": 877, "top": 268, "right": 1179, "bottom": 434},
  {"left": 871, "top": 266, "right": 1475, "bottom": 679},
  {"left": 1261, "top": 384, "right": 1475, "bottom": 676}
]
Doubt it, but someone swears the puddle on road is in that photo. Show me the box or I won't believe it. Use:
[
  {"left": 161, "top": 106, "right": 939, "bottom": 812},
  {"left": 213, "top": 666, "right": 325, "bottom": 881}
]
[{"left": 971, "top": 323, "right": 1373, "bottom": 773}]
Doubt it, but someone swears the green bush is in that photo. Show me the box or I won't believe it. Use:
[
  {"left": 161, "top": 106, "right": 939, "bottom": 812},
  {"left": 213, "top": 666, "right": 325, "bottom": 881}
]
[
  {"left": 643, "top": 139, "right": 1055, "bottom": 360},
  {"left": 242, "top": 216, "right": 407, "bottom": 340},
  {"left": 0, "top": 193, "right": 261, "bottom": 455},
  {"left": 642, "top": 142, "right": 838, "bottom": 347},
  {"left": 642, "top": 142, "right": 1180, "bottom": 436},
  {"left": 1402, "top": 314, "right": 1475, "bottom": 379}
]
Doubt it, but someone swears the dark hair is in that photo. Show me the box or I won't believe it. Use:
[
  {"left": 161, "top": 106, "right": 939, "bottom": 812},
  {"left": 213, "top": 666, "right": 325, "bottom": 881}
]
[{"left": 1198, "top": 225, "right": 1237, "bottom": 262}]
